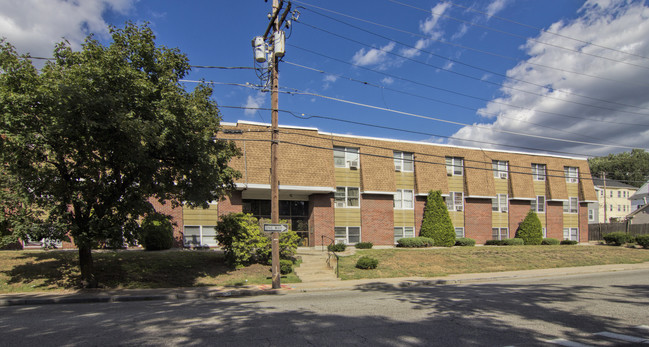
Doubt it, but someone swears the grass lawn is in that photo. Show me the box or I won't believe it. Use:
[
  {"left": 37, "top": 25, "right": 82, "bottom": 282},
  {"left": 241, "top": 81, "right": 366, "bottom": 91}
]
[
  {"left": 337, "top": 245, "right": 649, "bottom": 280},
  {"left": 0, "top": 249, "right": 300, "bottom": 294}
]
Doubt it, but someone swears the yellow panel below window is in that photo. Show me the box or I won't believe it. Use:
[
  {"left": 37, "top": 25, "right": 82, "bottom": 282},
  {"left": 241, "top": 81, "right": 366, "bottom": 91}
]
[
  {"left": 335, "top": 208, "right": 361, "bottom": 226},
  {"left": 492, "top": 212, "right": 508, "bottom": 228},
  {"left": 563, "top": 213, "right": 579, "bottom": 227},
  {"left": 394, "top": 209, "right": 415, "bottom": 226},
  {"left": 334, "top": 167, "right": 361, "bottom": 186}
]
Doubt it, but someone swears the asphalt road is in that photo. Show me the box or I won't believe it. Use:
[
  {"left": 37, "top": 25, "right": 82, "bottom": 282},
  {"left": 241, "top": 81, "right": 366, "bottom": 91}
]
[{"left": 1, "top": 270, "right": 648, "bottom": 346}]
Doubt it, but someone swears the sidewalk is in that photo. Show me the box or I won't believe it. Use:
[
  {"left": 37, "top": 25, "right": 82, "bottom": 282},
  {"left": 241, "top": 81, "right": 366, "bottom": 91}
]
[{"left": 2, "top": 262, "right": 648, "bottom": 307}]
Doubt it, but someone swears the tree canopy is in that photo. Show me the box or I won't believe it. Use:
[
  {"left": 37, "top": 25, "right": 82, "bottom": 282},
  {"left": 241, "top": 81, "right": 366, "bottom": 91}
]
[
  {"left": 588, "top": 149, "right": 649, "bottom": 187},
  {"left": 419, "top": 190, "right": 455, "bottom": 247},
  {"left": 0, "top": 23, "right": 240, "bottom": 286}
]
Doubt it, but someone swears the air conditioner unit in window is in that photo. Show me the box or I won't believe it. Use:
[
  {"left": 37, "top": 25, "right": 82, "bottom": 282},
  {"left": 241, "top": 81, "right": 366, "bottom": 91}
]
[
  {"left": 501, "top": 208, "right": 508, "bottom": 213},
  {"left": 349, "top": 161, "right": 359, "bottom": 169},
  {"left": 499, "top": 172, "right": 508, "bottom": 179},
  {"left": 395, "top": 164, "right": 402, "bottom": 172},
  {"left": 456, "top": 206, "right": 463, "bottom": 212},
  {"left": 568, "top": 178, "right": 578, "bottom": 183},
  {"left": 335, "top": 201, "right": 345, "bottom": 208}
]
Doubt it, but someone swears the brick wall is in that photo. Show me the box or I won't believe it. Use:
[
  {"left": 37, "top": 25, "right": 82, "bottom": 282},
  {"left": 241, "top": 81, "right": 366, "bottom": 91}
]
[
  {"left": 579, "top": 202, "right": 588, "bottom": 243},
  {"left": 217, "top": 191, "right": 243, "bottom": 217},
  {"left": 464, "top": 198, "right": 492, "bottom": 244},
  {"left": 414, "top": 196, "right": 426, "bottom": 233},
  {"left": 509, "top": 200, "right": 531, "bottom": 235},
  {"left": 150, "top": 198, "right": 184, "bottom": 248},
  {"left": 546, "top": 201, "right": 564, "bottom": 240},
  {"left": 309, "top": 193, "right": 334, "bottom": 246},
  {"left": 361, "top": 194, "right": 394, "bottom": 245}
]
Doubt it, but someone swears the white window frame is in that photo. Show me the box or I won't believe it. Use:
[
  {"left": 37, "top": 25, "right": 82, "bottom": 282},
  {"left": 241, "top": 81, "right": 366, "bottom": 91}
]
[
  {"left": 588, "top": 209, "right": 595, "bottom": 221},
  {"left": 455, "top": 227, "right": 465, "bottom": 238},
  {"left": 532, "top": 163, "right": 546, "bottom": 181},
  {"left": 492, "top": 194, "right": 508, "bottom": 213},
  {"left": 183, "top": 225, "right": 218, "bottom": 247},
  {"left": 335, "top": 186, "right": 360, "bottom": 208},
  {"left": 394, "top": 189, "right": 414, "bottom": 209},
  {"left": 564, "top": 166, "right": 579, "bottom": 183},
  {"left": 393, "top": 151, "right": 414, "bottom": 172},
  {"left": 394, "top": 226, "right": 415, "bottom": 244},
  {"left": 563, "top": 227, "right": 578, "bottom": 241},
  {"left": 335, "top": 226, "right": 361, "bottom": 244},
  {"left": 446, "top": 192, "right": 464, "bottom": 211},
  {"left": 492, "top": 160, "right": 508, "bottom": 179},
  {"left": 333, "top": 146, "right": 360, "bottom": 168},
  {"left": 531, "top": 195, "right": 545, "bottom": 213},
  {"left": 563, "top": 197, "right": 578, "bottom": 214},
  {"left": 445, "top": 157, "right": 463, "bottom": 176},
  {"left": 492, "top": 227, "right": 509, "bottom": 240}
]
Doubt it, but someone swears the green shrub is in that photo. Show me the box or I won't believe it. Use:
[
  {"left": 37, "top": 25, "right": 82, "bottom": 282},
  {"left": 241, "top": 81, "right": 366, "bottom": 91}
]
[
  {"left": 216, "top": 213, "right": 269, "bottom": 266},
  {"left": 503, "top": 238, "right": 525, "bottom": 246},
  {"left": 515, "top": 210, "right": 543, "bottom": 245},
  {"left": 355, "top": 256, "right": 379, "bottom": 269},
  {"left": 560, "top": 240, "right": 578, "bottom": 245},
  {"left": 420, "top": 190, "right": 455, "bottom": 247},
  {"left": 635, "top": 235, "right": 649, "bottom": 248},
  {"left": 397, "top": 237, "right": 435, "bottom": 248},
  {"left": 455, "top": 237, "right": 475, "bottom": 246},
  {"left": 279, "top": 259, "right": 293, "bottom": 275},
  {"left": 259, "top": 229, "right": 301, "bottom": 264},
  {"left": 355, "top": 242, "right": 373, "bottom": 249},
  {"left": 542, "top": 238, "right": 560, "bottom": 245},
  {"left": 328, "top": 242, "right": 346, "bottom": 252},
  {"left": 485, "top": 239, "right": 505, "bottom": 246},
  {"left": 139, "top": 213, "right": 174, "bottom": 251},
  {"left": 603, "top": 232, "right": 632, "bottom": 246}
]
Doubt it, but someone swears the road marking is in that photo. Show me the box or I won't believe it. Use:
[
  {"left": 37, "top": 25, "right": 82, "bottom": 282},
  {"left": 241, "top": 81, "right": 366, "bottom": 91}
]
[
  {"left": 545, "top": 338, "right": 593, "bottom": 347},
  {"left": 594, "top": 331, "right": 649, "bottom": 343}
]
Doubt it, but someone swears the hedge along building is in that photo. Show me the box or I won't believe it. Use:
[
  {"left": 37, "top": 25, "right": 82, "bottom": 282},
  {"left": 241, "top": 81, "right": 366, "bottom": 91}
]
[{"left": 170, "top": 120, "right": 597, "bottom": 247}]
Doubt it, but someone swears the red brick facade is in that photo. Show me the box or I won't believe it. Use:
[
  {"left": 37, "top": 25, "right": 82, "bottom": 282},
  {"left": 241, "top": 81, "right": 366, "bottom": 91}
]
[
  {"left": 217, "top": 191, "right": 243, "bottom": 217},
  {"left": 509, "top": 200, "right": 531, "bottom": 235},
  {"left": 414, "top": 196, "right": 426, "bottom": 234},
  {"left": 579, "top": 202, "right": 589, "bottom": 242},
  {"left": 361, "top": 194, "right": 394, "bottom": 245},
  {"left": 309, "top": 193, "right": 334, "bottom": 246},
  {"left": 464, "top": 198, "right": 493, "bottom": 244},
  {"left": 546, "top": 201, "right": 564, "bottom": 240}
]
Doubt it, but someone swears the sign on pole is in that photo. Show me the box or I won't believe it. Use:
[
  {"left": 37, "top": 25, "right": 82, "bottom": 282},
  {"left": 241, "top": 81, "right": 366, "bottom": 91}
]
[{"left": 263, "top": 223, "right": 289, "bottom": 233}]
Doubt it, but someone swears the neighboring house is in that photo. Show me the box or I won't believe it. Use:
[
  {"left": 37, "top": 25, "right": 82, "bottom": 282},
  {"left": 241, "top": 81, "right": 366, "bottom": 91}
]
[
  {"left": 167, "top": 120, "right": 598, "bottom": 246},
  {"left": 591, "top": 178, "right": 637, "bottom": 223},
  {"left": 630, "top": 181, "right": 649, "bottom": 211},
  {"left": 626, "top": 204, "right": 649, "bottom": 224}
]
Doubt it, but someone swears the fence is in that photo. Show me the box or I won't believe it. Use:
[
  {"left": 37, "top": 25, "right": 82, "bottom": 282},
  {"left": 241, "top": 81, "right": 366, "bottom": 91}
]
[{"left": 588, "top": 223, "right": 649, "bottom": 241}]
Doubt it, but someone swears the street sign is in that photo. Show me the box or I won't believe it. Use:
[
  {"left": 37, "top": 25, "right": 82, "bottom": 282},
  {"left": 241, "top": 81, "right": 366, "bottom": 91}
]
[{"left": 263, "top": 223, "right": 289, "bottom": 232}]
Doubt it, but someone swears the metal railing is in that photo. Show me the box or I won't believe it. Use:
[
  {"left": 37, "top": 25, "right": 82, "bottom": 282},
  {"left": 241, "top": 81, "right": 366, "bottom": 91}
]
[{"left": 321, "top": 235, "right": 339, "bottom": 278}]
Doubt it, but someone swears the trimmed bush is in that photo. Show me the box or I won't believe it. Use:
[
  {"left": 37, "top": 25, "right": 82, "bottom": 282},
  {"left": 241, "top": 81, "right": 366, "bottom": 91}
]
[
  {"left": 515, "top": 210, "right": 543, "bottom": 245},
  {"left": 542, "top": 238, "right": 560, "bottom": 245},
  {"left": 139, "top": 213, "right": 174, "bottom": 251},
  {"left": 455, "top": 237, "right": 476, "bottom": 247},
  {"left": 328, "top": 242, "right": 346, "bottom": 252},
  {"left": 355, "top": 242, "right": 373, "bottom": 249},
  {"left": 397, "top": 237, "right": 435, "bottom": 248},
  {"left": 279, "top": 259, "right": 293, "bottom": 275},
  {"left": 635, "top": 235, "right": 649, "bottom": 248},
  {"left": 503, "top": 238, "right": 525, "bottom": 246},
  {"left": 420, "top": 190, "right": 455, "bottom": 247},
  {"left": 603, "top": 232, "right": 633, "bottom": 246},
  {"left": 355, "top": 256, "right": 379, "bottom": 269},
  {"left": 485, "top": 239, "right": 505, "bottom": 246},
  {"left": 560, "top": 240, "right": 578, "bottom": 245}
]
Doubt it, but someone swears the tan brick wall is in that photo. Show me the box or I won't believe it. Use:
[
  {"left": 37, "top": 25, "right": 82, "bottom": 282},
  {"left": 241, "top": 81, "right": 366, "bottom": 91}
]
[
  {"left": 464, "top": 198, "right": 492, "bottom": 244},
  {"left": 546, "top": 201, "right": 564, "bottom": 240},
  {"left": 361, "top": 194, "right": 394, "bottom": 245}
]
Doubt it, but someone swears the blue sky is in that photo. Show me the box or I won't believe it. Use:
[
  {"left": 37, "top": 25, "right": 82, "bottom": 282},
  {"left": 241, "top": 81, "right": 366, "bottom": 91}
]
[{"left": 2, "top": 0, "right": 649, "bottom": 157}]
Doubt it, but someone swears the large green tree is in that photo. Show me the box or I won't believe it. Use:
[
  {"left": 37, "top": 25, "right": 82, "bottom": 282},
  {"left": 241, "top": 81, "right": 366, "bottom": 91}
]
[
  {"left": 419, "top": 190, "right": 455, "bottom": 247},
  {"left": 588, "top": 149, "right": 649, "bottom": 187},
  {"left": 0, "top": 23, "right": 240, "bottom": 287}
]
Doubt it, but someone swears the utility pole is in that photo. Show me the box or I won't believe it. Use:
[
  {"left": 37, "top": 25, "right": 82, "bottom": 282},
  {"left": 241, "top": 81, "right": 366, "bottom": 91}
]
[{"left": 256, "top": 0, "right": 291, "bottom": 289}]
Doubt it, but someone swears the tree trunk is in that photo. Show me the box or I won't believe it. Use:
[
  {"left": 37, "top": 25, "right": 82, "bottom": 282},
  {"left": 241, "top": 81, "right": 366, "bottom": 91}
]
[{"left": 78, "top": 244, "right": 98, "bottom": 288}]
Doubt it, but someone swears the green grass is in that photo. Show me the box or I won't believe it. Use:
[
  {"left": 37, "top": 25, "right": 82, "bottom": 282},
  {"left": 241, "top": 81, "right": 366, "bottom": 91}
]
[
  {"left": 0, "top": 250, "right": 300, "bottom": 294},
  {"left": 337, "top": 245, "right": 649, "bottom": 280}
]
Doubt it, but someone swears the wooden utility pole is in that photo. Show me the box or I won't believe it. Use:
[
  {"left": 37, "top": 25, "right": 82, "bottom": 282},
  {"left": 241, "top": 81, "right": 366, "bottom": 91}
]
[{"left": 270, "top": 0, "right": 281, "bottom": 289}]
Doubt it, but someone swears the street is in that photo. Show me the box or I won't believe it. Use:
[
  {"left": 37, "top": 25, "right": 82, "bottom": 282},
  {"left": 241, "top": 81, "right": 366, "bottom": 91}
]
[{"left": 1, "top": 270, "right": 648, "bottom": 346}]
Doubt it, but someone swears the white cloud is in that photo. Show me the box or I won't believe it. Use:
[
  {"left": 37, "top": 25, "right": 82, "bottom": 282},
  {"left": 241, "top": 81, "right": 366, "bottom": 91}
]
[
  {"left": 351, "top": 41, "right": 396, "bottom": 67},
  {"left": 420, "top": 2, "right": 451, "bottom": 35},
  {"left": 322, "top": 74, "right": 338, "bottom": 90},
  {"left": 486, "top": 0, "right": 509, "bottom": 18},
  {"left": 381, "top": 77, "right": 394, "bottom": 85},
  {"left": 448, "top": 0, "right": 649, "bottom": 156},
  {"left": 0, "top": 0, "right": 136, "bottom": 57},
  {"left": 244, "top": 92, "right": 266, "bottom": 116}
]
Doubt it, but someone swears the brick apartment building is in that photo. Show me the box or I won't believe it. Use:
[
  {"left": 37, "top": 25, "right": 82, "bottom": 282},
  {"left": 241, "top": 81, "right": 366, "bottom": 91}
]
[{"left": 171, "top": 120, "right": 597, "bottom": 247}]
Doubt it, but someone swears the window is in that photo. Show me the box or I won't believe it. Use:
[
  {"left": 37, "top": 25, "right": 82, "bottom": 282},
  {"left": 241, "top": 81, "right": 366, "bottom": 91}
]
[
  {"left": 618, "top": 191, "right": 621, "bottom": 198},
  {"left": 183, "top": 225, "right": 217, "bottom": 247},
  {"left": 610, "top": 191, "right": 613, "bottom": 198},
  {"left": 610, "top": 204, "right": 613, "bottom": 212},
  {"left": 492, "top": 194, "right": 508, "bottom": 213},
  {"left": 445, "top": 157, "right": 463, "bottom": 176},
  {"left": 532, "top": 163, "right": 546, "bottom": 181},
  {"left": 335, "top": 226, "right": 361, "bottom": 244},
  {"left": 531, "top": 195, "right": 545, "bottom": 213},
  {"left": 563, "top": 227, "right": 578, "bottom": 241},
  {"left": 333, "top": 146, "right": 359, "bottom": 168},
  {"left": 393, "top": 151, "right": 414, "bottom": 172},
  {"left": 492, "top": 227, "right": 508, "bottom": 240},
  {"left": 455, "top": 227, "right": 465, "bottom": 238},
  {"left": 618, "top": 205, "right": 621, "bottom": 212},
  {"left": 564, "top": 166, "right": 579, "bottom": 183},
  {"left": 446, "top": 192, "right": 464, "bottom": 211},
  {"left": 394, "top": 226, "right": 415, "bottom": 243},
  {"left": 588, "top": 209, "right": 595, "bottom": 221},
  {"left": 492, "top": 160, "right": 508, "bottom": 179},
  {"left": 563, "top": 197, "right": 578, "bottom": 213},
  {"left": 335, "top": 187, "right": 359, "bottom": 208},
  {"left": 394, "top": 189, "right": 414, "bottom": 209}
]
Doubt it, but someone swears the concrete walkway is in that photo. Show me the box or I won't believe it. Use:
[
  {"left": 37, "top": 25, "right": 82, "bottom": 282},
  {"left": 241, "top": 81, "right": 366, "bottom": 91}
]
[
  {"left": 294, "top": 248, "right": 341, "bottom": 283},
  {"left": 2, "top": 261, "right": 649, "bottom": 307}
]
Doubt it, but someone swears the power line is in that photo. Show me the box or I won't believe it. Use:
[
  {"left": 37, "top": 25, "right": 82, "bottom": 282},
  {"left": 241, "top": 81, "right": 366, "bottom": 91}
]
[
  {"left": 189, "top": 65, "right": 257, "bottom": 70},
  {"left": 288, "top": 44, "right": 649, "bottom": 127}
]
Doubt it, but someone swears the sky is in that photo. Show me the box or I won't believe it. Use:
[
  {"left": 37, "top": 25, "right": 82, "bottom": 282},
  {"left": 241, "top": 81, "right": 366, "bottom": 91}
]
[{"left": 2, "top": 0, "right": 649, "bottom": 158}]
